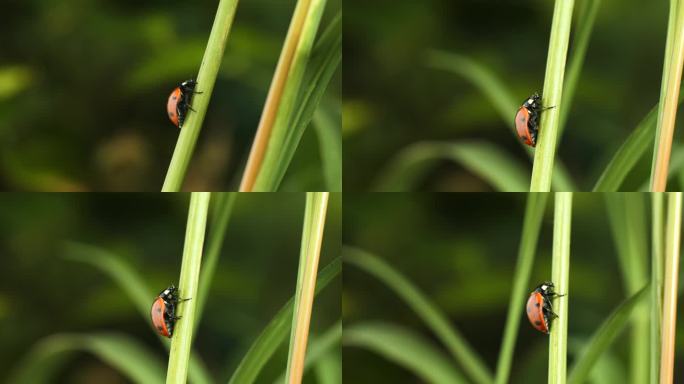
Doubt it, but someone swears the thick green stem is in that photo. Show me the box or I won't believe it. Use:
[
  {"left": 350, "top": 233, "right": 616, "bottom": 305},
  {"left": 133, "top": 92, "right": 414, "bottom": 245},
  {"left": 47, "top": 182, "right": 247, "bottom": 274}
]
[
  {"left": 530, "top": 1, "right": 575, "bottom": 191},
  {"left": 162, "top": 1, "right": 239, "bottom": 191},
  {"left": 286, "top": 192, "right": 329, "bottom": 383},
  {"left": 166, "top": 193, "right": 211, "bottom": 384},
  {"left": 549, "top": 192, "right": 572, "bottom": 384}
]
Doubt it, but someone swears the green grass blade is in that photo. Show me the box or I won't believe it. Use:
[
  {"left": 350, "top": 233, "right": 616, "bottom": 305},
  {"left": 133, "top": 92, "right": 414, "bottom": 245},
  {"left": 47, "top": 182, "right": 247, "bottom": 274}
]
[
  {"left": 241, "top": 0, "right": 329, "bottom": 191},
  {"left": 274, "top": 321, "right": 341, "bottom": 384},
  {"left": 660, "top": 192, "right": 682, "bottom": 381},
  {"left": 593, "top": 108, "right": 657, "bottom": 191},
  {"left": 604, "top": 194, "right": 649, "bottom": 384},
  {"left": 426, "top": 50, "right": 576, "bottom": 191},
  {"left": 650, "top": 0, "right": 684, "bottom": 191},
  {"left": 167, "top": 193, "right": 211, "bottom": 384},
  {"left": 8, "top": 333, "right": 165, "bottom": 384},
  {"left": 374, "top": 141, "right": 529, "bottom": 192},
  {"left": 260, "top": 13, "right": 341, "bottom": 191},
  {"left": 313, "top": 107, "right": 342, "bottom": 191},
  {"left": 650, "top": 193, "right": 664, "bottom": 383},
  {"left": 568, "top": 284, "right": 650, "bottom": 384},
  {"left": 530, "top": 1, "right": 576, "bottom": 191},
  {"left": 63, "top": 242, "right": 153, "bottom": 316},
  {"left": 162, "top": 0, "right": 239, "bottom": 191},
  {"left": 344, "top": 322, "right": 468, "bottom": 384},
  {"left": 559, "top": 0, "right": 601, "bottom": 135},
  {"left": 313, "top": 351, "right": 341, "bottom": 384},
  {"left": 343, "top": 246, "right": 493, "bottom": 384},
  {"left": 495, "top": 193, "right": 549, "bottom": 384},
  {"left": 195, "top": 192, "right": 237, "bottom": 333},
  {"left": 549, "top": 192, "right": 572, "bottom": 383},
  {"left": 286, "top": 192, "right": 329, "bottom": 383},
  {"left": 227, "top": 256, "right": 341, "bottom": 384}
]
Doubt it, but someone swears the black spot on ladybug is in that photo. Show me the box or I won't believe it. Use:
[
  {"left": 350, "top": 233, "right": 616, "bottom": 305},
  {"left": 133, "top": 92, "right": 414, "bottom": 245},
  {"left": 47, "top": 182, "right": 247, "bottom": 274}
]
[
  {"left": 535, "top": 302, "right": 540, "bottom": 308},
  {"left": 157, "top": 307, "right": 162, "bottom": 313},
  {"left": 535, "top": 320, "right": 542, "bottom": 326},
  {"left": 172, "top": 95, "right": 177, "bottom": 100},
  {"left": 157, "top": 326, "right": 162, "bottom": 331}
]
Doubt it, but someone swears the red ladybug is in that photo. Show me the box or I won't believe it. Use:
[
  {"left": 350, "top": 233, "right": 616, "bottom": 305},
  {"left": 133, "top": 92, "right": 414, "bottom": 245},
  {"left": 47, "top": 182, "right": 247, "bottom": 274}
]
[
  {"left": 526, "top": 281, "right": 562, "bottom": 334},
  {"left": 167, "top": 79, "right": 201, "bottom": 128},
  {"left": 514, "top": 92, "right": 553, "bottom": 147},
  {"left": 150, "top": 285, "right": 190, "bottom": 337}
]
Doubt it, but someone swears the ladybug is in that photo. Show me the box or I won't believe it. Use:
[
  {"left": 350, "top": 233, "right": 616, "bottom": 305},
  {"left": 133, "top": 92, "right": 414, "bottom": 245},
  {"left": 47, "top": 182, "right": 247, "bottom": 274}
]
[
  {"left": 167, "top": 79, "right": 202, "bottom": 128},
  {"left": 514, "top": 92, "right": 553, "bottom": 147},
  {"left": 150, "top": 285, "right": 190, "bottom": 338},
  {"left": 526, "top": 281, "right": 562, "bottom": 334}
]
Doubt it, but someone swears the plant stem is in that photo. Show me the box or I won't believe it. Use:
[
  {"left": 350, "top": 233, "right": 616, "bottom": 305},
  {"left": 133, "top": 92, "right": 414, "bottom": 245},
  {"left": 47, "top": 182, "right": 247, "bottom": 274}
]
[
  {"left": 549, "top": 192, "right": 572, "bottom": 384},
  {"left": 166, "top": 193, "right": 211, "bottom": 384},
  {"left": 650, "top": 193, "right": 664, "bottom": 383},
  {"left": 495, "top": 193, "right": 548, "bottom": 384},
  {"left": 286, "top": 192, "right": 329, "bottom": 383},
  {"left": 530, "top": 0, "right": 575, "bottom": 191},
  {"left": 651, "top": 0, "right": 684, "bottom": 191},
  {"left": 240, "top": 0, "right": 327, "bottom": 192},
  {"left": 162, "top": 1, "right": 239, "bottom": 191},
  {"left": 659, "top": 192, "right": 681, "bottom": 383}
]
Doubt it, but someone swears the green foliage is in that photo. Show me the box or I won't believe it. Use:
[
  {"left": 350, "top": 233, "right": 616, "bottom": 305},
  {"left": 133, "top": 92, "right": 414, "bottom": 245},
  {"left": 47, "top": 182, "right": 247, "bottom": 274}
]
[
  {"left": 228, "top": 256, "right": 341, "bottom": 384},
  {"left": 343, "top": 246, "right": 493, "bottom": 384},
  {"left": 344, "top": 323, "right": 467, "bottom": 384},
  {"left": 8, "top": 334, "right": 165, "bottom": 384},
  {"left": 495, "top": 193, "right": 548, "bottom": 384},
  {"left": 568, "top": 284, "right": 650, "bottom": 384},
  {"left": 375, "top": 141, "right": 529, "bottom": 192}
]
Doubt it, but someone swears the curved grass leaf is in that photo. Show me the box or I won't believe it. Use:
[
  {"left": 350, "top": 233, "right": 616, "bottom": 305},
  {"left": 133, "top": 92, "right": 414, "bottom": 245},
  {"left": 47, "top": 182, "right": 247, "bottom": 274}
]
[
  {"left": 260, "top": 13, "right": 342, "bottom": 191},
  {"left": 7, "top": 333, "right": 164, "bottom": 384},
  {"left": 313, "top": 351, "right": 341, "bottom": 384},
  {"left": 426, "top": 50, "right": 576, "bottom": 192},
  {"left": 228, "top": 256, "right": 341, "bottom": 384},
  {"left": 374, "top": 141, "right": 529, "bottom": 192},
  {"left": 593, "top": 108, "right": 657, "bottom": 191},
  {"left": 343, "top": 246, "right": 493, "bottom": 384},
  {"left": 568, "top": 284, "right": 650, "bottom": 384},
  {"left": 313, "top": 106, "right": 342, "bottom": 192},
  {"left": 62, "top": 242, "right": 213, "bottom": 384},
  {"left": 344, "top": 322, "right": 467, "bottom": 384}
]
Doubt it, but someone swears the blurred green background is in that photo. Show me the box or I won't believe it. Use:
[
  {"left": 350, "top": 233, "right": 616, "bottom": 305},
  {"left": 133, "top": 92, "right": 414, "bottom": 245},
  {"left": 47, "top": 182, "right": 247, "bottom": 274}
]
[
  {"left": 343, "top": 0, "right": 683, "bottom": 191},
  {"left": 342, "top": 193, "right": 683, "bottom": 383},
  {"left": 1, "top": 0, "right": 340, "bottom": 191},
  {"left": 0, "top": 193, "right": 341, "bottom": 383}
]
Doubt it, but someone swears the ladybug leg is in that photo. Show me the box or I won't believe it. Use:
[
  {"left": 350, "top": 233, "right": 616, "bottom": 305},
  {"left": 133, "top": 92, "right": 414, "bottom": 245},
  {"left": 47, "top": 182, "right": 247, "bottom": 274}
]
[
  {"left": 187, "top": 104, "right": 197, "bottom": 112},
  {"left": 540, "top": 105, "right": 556, "bottom": 112},
  {"left": 178, "top": 297, "right": 192, "bottom": 303}
]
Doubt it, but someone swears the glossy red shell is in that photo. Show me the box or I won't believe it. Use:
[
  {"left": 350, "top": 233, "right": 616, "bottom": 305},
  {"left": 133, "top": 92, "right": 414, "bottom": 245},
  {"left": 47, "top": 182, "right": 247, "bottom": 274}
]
[
  {"left": 167, "top": 87, "right": 181, "bottom": 127},
  {"left": 526, "top": 291, "right": 548, "bottom": 333},
  {"left": 151, "top": 297, "right": 170, "bottom": 337},
  {"left": 515, "top": 106, "right": 534, "bottom": 146}
]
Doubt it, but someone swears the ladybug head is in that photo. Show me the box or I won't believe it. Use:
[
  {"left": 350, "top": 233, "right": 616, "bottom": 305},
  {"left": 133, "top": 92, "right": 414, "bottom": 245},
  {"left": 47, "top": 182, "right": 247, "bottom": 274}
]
[
  {"left": 537, "top": 281, "right": 554, "bottom": 295},
  {"left": 180, "top": 79, "right": 197, "bottom": 91}
]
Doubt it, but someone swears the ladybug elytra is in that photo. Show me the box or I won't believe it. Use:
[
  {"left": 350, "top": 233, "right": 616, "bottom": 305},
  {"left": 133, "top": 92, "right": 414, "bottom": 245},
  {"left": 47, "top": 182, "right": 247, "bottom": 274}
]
[
  {"left": 167, "top": 79, "right": 202, "bottom": 129},
  {"left": 526, "top": 281, "right": 563, "bottom": 334},
  {"left": 150, "top": 285, "right": 190, "bottom": 337},
  {"left": 514, "top": 92, "right": 554, "bottom": 147}
]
